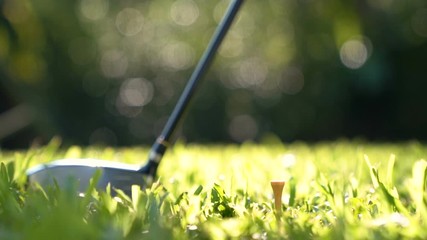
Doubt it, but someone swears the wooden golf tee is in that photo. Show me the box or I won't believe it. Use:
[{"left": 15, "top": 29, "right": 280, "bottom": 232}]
[{"left": 271, "top": 180, "right": 285, "bottom": 213}]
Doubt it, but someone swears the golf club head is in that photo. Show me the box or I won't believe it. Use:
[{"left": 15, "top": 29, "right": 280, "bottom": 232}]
[{"left": 26, "top": 159, "right": 153, "bottom": 196}]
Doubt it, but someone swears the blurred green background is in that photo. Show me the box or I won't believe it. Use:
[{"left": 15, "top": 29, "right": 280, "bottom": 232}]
[{"left": 1, "top": 0, "right": 427, "bottom": 148}]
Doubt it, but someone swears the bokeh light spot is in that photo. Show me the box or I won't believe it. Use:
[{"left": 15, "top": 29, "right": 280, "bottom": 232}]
[
  {"left": 279, "top": 67, "right": 304, "bottom": 95},
  {"left": 116, "top": 8, "right": 144, "bottom": 36},
  {"left": 281, "top": 153, "right": 296, "bottom": 168},
  {"left": 231, "top": 57, "right": 268, "bottom": 88},
  {"left": 219, "top": 32, "right": 243, "bottom": 58},
  {"left": 229, "top": 114, "right": 258, "bottom": 142},
  {"left": 234, "top": 12, "right": 255, "bottom": 38},
  {"left": 115, "top": 100, "right": 143, "bottom": 118},
  {"left": 79, "top": 0, "right": 109, "bottom": 21},
  {"left": 161, "top": 42, "right": 195, "bottom": 70},
  {"left": 170, "top": 0, "right": 199, "bottom": 26},
  {"left": 340, "top": 38, "right": 371, "bottom": 69},
  {"left": 213, "top": 1, "right": 228, "bottom": 23},
  {"left": 100, "top": 50, "right": 128, "bottom": 78},
  {"left": 119, "top": 78, "right": 154, "bottom": 107}
]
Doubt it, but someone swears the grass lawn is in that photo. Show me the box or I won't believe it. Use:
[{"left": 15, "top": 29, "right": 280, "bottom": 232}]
[{"left": 1, "top": 138, "right": 427, "bottom": 239}]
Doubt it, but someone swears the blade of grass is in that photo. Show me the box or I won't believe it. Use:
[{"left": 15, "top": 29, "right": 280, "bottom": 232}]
[
  {"left": 386, "top": 154, "right": 395, "bottom": 188},
  {"left": 364, "top": 155, "right": 379, "bottom": 188},
  {"left": 409, "top": 159, "right": 427, "bottom": 218}
]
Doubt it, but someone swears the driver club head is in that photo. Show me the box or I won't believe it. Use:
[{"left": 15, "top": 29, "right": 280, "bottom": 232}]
[
  {"left": 26, "top": 0, "right": 244, "bottom": 196},
  {"left": 26, "top": 159, "right": 150, "bottom": 196}
]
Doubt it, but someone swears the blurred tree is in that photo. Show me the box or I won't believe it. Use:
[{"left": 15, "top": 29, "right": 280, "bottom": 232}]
[{"left": 0, "top": 0, "right": 427, "bottom": 148}]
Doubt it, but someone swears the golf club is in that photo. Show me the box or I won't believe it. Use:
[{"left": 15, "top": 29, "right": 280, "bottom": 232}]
[{"left": 26, "top": 0, "right": 245, "bottom": 196}]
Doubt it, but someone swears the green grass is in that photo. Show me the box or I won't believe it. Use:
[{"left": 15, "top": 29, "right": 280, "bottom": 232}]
[{"left": 1, "top": 138, "right": 427, "bottom": 239}]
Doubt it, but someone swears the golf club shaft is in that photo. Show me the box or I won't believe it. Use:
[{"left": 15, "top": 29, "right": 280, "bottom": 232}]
[{"left": 141, "top": 0, "right": 244, "bottom": 174}]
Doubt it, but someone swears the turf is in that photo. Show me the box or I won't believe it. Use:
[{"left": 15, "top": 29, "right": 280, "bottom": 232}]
[{"left": 1, "top": 137, "right": 427, "bottom": 239}]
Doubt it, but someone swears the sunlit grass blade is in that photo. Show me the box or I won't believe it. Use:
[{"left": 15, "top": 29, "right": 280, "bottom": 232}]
[
  {"left": 364, "top": 154, "right": 379, "bottom": 188},
  {"left": 386, "top": 154, "right": 395, "bottom": 187},
  {"left": 365, "top": 158, "right": 411, "bottom": 216},
  {"left": 81, "top": 169, "right": 102, "bottom": 207},
  {"left": 407, "top": 159, "right": 427, "bottom": 218},
  {"left": 193, "top": 185, "right": 203, "bottom": 196},
  {"left": 288, "top": 177, "right": 296, "bottom": 207}
]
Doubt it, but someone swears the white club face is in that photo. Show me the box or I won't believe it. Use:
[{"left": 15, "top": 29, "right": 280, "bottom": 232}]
[{"left": 27, "top": 159, "right": 146, "bottom": 195}]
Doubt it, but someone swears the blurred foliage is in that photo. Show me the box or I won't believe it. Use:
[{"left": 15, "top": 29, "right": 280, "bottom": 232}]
[{"left": 1, "top": 0, "right": 427, "bottom": 147}]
